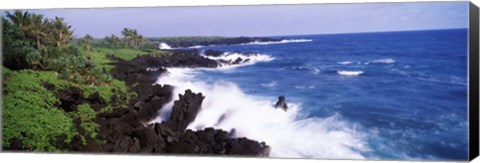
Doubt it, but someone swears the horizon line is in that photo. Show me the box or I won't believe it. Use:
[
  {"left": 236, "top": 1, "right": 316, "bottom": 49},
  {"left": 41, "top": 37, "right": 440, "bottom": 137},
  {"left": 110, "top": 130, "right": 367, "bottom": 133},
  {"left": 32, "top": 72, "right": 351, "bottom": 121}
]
[{"left": 79, "top": 27, "right": 468, "bottom": 39}]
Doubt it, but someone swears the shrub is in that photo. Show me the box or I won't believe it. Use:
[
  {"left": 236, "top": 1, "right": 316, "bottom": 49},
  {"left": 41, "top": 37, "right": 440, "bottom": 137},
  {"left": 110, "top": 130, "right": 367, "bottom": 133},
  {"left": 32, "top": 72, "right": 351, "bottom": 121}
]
[
  {"left": 70, "top": 104, "right": 99, "bottom": 145},
  {"left": 2, "top": 70, "right": 77, "bottom": 151}
]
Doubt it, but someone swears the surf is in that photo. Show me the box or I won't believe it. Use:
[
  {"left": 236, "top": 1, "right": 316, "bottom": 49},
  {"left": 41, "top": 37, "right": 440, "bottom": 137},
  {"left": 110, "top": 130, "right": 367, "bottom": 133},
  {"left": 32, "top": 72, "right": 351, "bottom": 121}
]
[{"left": 153, "top": 67, "right": 369, "bottom": 159}]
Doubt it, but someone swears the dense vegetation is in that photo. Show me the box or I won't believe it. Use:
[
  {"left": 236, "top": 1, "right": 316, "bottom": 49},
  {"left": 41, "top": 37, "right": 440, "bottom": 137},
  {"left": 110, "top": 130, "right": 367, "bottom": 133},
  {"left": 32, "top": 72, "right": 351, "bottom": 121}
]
[{"left": 1, "top": 10, "right": 169, "bottom": 151}]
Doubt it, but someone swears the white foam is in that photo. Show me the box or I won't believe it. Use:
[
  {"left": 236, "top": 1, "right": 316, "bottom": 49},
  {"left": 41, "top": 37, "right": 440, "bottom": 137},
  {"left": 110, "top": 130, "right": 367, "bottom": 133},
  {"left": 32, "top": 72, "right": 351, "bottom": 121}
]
[
  {"left": 242, "top": 39, "right": 313, "bottom": 45},
  {"left": 158, "top": 42, "right": 173, "bottom": 50},
  {"left": 153, "top": 68, "right": 369, "bottom": 159},
  {"left": 261, "top": 81, "right": 277, "bottom": 87},
  {"left": 187, "top": 45, "right": 204, "bottom": 48},
  {"left": 337, "top": 70, "right": 364, "bottom": 76},
  {"left": 312, "top": 68, "right": 321, "bottom": 75},
  {"left": 201, "top": 52, "right": 275, "bottom": 68},
  {"left": 369, "top": 58, "right": 396, "bottom": 64},
  {"left": 337, "top": 61, "right": 354, "bottom": 65}
]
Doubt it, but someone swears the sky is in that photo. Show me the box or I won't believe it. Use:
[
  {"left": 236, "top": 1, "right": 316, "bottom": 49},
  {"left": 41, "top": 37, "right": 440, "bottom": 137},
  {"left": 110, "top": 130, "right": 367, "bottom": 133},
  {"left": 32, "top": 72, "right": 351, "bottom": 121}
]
[{"left": 9, "top": 1, "right": 469, "bottom": 38}]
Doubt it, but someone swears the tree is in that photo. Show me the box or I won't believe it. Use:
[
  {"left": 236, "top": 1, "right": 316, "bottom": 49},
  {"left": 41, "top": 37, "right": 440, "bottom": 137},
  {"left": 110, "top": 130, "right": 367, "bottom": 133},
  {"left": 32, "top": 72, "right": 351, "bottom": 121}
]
[
  {"left": 104, "top": 34, "right": 120, "bottom": 47},
  {"left": 120, "top": 28, "right": 144, "bottom": 48},
  {"left": 121, "top": 28, "right": 133, "bottom": 48},
  {"left": 5, "top": 10, "right": 32, "bottom": 29},
  {"left": 2, "top": 17, "right": 40, "bottom": 70},
  {"left": 7, "top": 10, "right": 45, "bottom": 48},
  {"left": 79, "top": 34, "right": 94, "bottom": 52},
  {"left": 6, "top": 10, "right": 73, "bottom": 49},
  {"left": 134, "top": 35, "right": 145, "bottom": 48},
  {"left": 45, "top": 17, "right": 73, "bottom": 47},
  {"left": 3, "top": 10, "right": 79, "bottom": 70}
]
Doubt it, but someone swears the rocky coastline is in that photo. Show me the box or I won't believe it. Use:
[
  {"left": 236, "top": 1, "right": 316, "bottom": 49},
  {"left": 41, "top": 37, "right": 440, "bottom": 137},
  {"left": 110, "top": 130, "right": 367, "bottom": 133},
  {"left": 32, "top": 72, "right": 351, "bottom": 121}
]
[
  {"left": 156, "top": 37, "right": 283, "bottom": 48},
  {"left": 56, "top": 49, "right": 271, "bottom": 156}
]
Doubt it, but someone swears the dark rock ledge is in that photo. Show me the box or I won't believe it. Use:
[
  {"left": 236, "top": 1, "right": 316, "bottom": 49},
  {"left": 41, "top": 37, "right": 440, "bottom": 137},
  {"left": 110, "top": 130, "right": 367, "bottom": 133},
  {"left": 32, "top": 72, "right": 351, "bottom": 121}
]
[{"left": 69, "top": 50, "right": 271, "bottom": 156}]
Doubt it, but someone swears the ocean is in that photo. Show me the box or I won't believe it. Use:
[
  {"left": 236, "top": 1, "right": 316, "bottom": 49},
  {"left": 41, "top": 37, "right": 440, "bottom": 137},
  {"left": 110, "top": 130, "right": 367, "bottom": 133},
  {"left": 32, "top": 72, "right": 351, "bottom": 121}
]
[{"left": 154, "top": 29, "right": 469, "bottom": 160}]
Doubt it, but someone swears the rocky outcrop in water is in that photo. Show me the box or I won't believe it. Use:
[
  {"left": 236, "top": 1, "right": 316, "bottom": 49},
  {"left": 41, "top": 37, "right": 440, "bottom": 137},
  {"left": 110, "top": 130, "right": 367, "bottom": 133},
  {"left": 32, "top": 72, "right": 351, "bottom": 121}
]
[
  {"left": 274, "top": 96, "right": 288, "bottom": 111},
  {"left": 167, "top": 89, "right": 205, "bottom": 132}
]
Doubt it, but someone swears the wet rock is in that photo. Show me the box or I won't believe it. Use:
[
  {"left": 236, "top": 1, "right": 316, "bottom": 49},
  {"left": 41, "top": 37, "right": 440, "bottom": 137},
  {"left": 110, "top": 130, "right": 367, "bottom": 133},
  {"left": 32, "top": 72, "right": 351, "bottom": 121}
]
[
  {"left": 171, "top": 128, "right": 270, "bottom": 156},
  {"left": 166, "top": 89, "right": 205, "bottom": 132},
  {"left": 226, "top": 138, "right": 270, "bottom": 157},
  {"left": 232, "top": 58, "right": 244, "bottom": 65},
  {"left": 137, "top": 98, "right": 167, "bottom": 123},
  {"left": 274, "top": 95, "right": 289, "bottom": 111},
  {"left": 203, "top": 49, "right": 224, "bottom": 57}
]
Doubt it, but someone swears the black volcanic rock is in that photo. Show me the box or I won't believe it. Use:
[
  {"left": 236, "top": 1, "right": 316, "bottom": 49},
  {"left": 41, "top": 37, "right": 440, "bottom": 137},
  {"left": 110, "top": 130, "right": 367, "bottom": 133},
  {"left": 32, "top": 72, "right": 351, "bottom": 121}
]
[
  {"left": 226, "top": 137, "right": 270, "bottom": 156},
  {"left": 274, "top": 96, "right": 288, "bottom": 111},
  {"left": 159, "top": 37, "right": 283, "bottom": 48},
  {"left": 55, "top": 86, "right": 84, "bottom": 112},
  {"left": 109, "top": 56, "right": 167, "bottom": 86},
  {"left": 55, "top": 50, "right": 272, "bottom": 156},
  {"left": 167, "top": 89, "right": 205, "bottom": 132},
  {"left": 86, "top": 92, "right": 106, "bottom": 111},
  {"left": 170, "top": 128, "right": 269, "bottom": 156},
  {"left": 159, "top": 51, "right": 218, "bottom": 68},
  {"left": 203, "top": 49, "right": 224, "bottom": 57}
]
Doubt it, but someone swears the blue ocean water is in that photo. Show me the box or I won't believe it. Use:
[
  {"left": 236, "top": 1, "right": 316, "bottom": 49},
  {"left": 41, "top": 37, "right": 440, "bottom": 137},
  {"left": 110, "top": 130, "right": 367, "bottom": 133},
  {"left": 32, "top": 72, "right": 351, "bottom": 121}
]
[{"left": 165, "top": 29, "right": 469, "bottom": 160}]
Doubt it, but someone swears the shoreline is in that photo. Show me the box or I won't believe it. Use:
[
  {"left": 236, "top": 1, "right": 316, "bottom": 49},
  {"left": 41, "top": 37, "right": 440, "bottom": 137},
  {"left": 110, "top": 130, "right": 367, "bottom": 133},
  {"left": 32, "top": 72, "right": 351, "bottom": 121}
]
[{"left": 100, "top": 49, "right": 271, "bottom": 155}]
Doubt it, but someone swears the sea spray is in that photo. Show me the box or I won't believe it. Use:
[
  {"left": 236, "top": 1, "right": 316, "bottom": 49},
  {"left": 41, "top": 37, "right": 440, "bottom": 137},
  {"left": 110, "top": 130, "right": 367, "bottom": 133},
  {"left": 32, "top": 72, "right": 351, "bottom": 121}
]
[
  {"left": 153, "top": 68, "right": 369, "bottom": 159},
  {"left": 158, "top": 42, "right": 173, "bottom": 50},
  {"left": 200, "top": 52, "right": 275, "bottom": 68}
]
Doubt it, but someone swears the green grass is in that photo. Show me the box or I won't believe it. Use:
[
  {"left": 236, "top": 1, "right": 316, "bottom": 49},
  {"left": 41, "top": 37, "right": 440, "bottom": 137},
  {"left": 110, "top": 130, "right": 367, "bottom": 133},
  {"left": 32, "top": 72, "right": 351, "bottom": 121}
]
[
  {"left": 85, "top": 47, "right": 171, "bottom": 70},
  {"left": 80, "top": 78, "right": 136, "bottom": 104}
]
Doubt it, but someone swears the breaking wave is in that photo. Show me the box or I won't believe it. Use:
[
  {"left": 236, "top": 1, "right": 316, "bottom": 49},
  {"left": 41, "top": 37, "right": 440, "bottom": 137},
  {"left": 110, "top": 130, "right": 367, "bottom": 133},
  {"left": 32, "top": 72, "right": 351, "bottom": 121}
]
[
  {"left": 200, "top": 52, "right": 275, "bottom": 68},
  {"left": 365, "top": 58, "right": 396, "bottom": 65},
  {"left": 158, "top": 42, "right": 173, "bottom": 50},
  {"left": 337, "top": 61, "right": 355, "bottom": 65},
  {"left": 153, "top": 67, "right": 369, "bottom": 159},
  {"left": 337, "top": 70, "right": 364, "bottom": 76},
  {"left": 242, "top": 39, "right": 313, "bottom": 45}
]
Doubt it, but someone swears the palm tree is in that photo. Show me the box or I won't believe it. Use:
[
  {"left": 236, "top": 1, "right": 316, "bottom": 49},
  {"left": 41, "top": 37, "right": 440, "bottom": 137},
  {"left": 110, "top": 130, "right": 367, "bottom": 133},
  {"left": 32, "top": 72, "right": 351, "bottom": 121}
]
[
  {"left": 80, "top": 34, "right": 94, "bottom": 52},
  {"left": 130, "top": 29, "right": 138, "bottom": 48},
  {"left": 121, "top": 28, "right": 133, "bottom": 48},
  {"left": 105, "top": 34, "right": 120, "bottom": 47},
  {"left": 5, "top": 10, "right": 32, "bottom": 29},
  {"left": 5, "top": 11, "right": 73, "bottom": 49},
  {"left": 135, "top": 35, "right": 145, "bottom": 48},
  {"left": 6, "top": 10, "right": 46, "bottom": 48},
  {"left": 121, "top": 28, "right": 145, "bottom": 48},
  {"left": 46, "top": 17, "right": 73, "bottom": 47}
]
